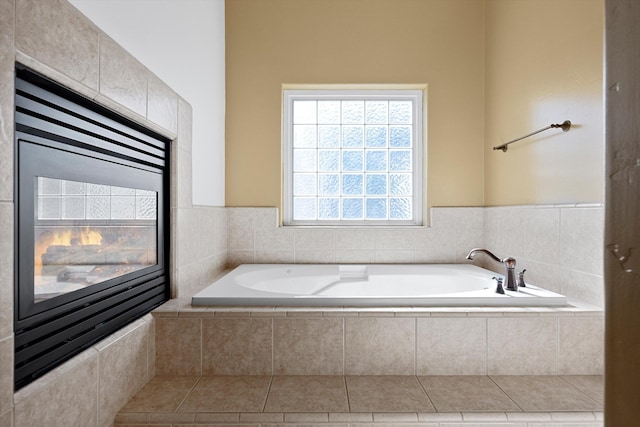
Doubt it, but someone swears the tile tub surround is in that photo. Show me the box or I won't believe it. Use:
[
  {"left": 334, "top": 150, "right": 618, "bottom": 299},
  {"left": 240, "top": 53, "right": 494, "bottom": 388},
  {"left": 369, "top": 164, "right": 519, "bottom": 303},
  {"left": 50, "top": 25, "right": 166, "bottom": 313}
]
[
  {"left": 483, "top": 204, "right": 605, "bottom": 307},
  {"left": 115, "top": 374, "right": 603, "bottom": 426},
  {"left": 153, "top": 301, "right": 603, "bottom": 376},
  {"left": 226, "top": 204, "right": 605, "bottom": 307},
  {"left": 226, "top": 207, "right": 484, "bottom": 266}
]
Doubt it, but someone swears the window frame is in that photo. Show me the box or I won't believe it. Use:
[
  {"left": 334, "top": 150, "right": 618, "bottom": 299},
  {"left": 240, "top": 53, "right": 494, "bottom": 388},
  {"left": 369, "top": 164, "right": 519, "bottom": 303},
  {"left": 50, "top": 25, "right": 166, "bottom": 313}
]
[{"left": 283, "top": 87, "right": 425, "bottom": 226}]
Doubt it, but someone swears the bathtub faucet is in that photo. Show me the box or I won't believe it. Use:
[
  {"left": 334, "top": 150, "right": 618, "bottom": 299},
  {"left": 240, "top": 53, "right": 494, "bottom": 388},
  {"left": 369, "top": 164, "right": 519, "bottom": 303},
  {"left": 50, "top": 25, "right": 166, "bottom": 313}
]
[{"left": 466, "top": 248, "right": 518, "bottom": 292}]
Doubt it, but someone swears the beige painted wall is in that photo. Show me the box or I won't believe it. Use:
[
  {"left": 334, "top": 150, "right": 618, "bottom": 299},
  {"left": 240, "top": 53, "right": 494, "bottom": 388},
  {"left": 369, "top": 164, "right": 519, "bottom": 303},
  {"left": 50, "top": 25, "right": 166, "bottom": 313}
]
[
  {"left": 226, "top": 0, "right": 604, "bottom": 211},
  {"left": 484, "top": 0, "right": 604, "bottom": 206},
  {"left": 225, "top": 0, "right": 485, "bottom": 210}
]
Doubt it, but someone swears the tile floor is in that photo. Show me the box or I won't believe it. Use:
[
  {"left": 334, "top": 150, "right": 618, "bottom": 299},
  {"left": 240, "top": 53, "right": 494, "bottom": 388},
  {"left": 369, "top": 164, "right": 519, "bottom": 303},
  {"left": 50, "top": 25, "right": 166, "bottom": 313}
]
[{"left": 115, "top": 374, "right": 603, "bottom": 425}]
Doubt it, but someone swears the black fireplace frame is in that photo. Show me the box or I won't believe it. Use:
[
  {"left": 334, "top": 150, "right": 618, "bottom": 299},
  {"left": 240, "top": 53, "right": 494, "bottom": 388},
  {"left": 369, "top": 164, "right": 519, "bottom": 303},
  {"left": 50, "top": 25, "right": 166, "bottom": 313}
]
[{"left": 14, "top": 65, "right": 170, "bottom": 390}]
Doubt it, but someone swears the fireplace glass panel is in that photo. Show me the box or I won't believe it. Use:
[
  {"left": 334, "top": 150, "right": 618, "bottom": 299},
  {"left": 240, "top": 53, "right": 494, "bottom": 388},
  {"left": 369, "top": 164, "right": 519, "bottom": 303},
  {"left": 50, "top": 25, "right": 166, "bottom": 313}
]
[{"left": 34, "top": 177, "right": 158, "bottom": 303}]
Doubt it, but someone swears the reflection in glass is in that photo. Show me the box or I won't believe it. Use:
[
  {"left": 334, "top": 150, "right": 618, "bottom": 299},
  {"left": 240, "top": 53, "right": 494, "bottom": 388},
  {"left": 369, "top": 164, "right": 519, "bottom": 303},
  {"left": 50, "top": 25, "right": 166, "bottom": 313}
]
[
  {"left": 293, "top": 125, "right": 317, "bottom": 148},
  {"left": 342, "top": 198, "right": 363, "bottom": 219},
  {"left": 342, "top": 174, "right": 363, "bottom": 195},
  {"left": 390, "top": 197, "right": 411, "bottom": 219},
  {"left": 293, "top": 149, "right": 317, "bottom": 172},
  {"left": 319, "top": 198, "right": 340, "bottom": 219},
  {"left": 293, "top": 173, "right": 317, "bottom": 196},
  {"left": 318, "top": 126, "right": 340, "bottom": 148},
  {"left": 293, "top": 100, "right": 316, "bottom": 124},
  {"left": 366, "top": 198, "right": 387, "bottom": 219},
  {"left": 365, "top": 101, "right": 388, "bottom": 124},
  {"left": 293, "top": 197, "right": 316, "bottom": 219},
  {"left": 318, "top": 174, "right": 339, "bottom": 195},
  {"left": 365, "top": 126, "right": 388, "bottom": 148},
  {"left": 389, "top": 101, "right": 412, "bottom": 124},
  {"left": 318, "top": 101, "right": 340, "bottom": 124}
]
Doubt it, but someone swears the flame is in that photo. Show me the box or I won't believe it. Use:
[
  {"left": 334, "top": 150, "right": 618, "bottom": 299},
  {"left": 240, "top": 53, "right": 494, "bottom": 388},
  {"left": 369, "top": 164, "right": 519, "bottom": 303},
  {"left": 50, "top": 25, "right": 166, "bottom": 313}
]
[
  {"left": 46, "top": 228, "right": 102, "bottom": 246},
  {"left": 34, "top": 227, "right": 103, "bottom": 275}
]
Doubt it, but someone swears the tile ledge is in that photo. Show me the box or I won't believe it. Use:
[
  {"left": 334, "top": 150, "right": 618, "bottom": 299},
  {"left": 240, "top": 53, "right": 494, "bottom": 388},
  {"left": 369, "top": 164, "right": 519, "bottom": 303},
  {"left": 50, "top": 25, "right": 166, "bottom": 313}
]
[
  {"left": 152, "top": 301, "right": 602, "bottom": 317},
  {"left": 483, "top": 203, "right": 603, "bottom": 209},
  {"left": 115, "top": 410, "right": 604, "bottom": 425},
  {"left": 549, "top": 411, "right": 600, "bottom": 421}
]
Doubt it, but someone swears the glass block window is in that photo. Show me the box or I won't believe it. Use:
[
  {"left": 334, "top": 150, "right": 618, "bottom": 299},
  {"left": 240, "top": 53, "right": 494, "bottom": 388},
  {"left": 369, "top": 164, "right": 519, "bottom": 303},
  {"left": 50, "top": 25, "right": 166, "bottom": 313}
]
[{"left": 283, "top": 89, "right": 424, "bottom": 226}]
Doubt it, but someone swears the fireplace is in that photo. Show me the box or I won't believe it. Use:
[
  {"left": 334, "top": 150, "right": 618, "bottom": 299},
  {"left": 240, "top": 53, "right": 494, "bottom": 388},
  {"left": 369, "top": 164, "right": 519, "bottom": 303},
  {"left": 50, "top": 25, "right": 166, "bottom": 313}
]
[{"left": 14, "top": 65, "right": 170, "bottom": 389}]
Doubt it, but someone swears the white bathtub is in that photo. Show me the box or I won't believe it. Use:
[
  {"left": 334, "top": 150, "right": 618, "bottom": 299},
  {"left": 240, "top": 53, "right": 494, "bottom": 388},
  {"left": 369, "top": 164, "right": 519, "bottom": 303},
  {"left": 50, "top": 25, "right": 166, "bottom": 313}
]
[{"left": 191, "top": 264, "right": 567, "bottom": 307}]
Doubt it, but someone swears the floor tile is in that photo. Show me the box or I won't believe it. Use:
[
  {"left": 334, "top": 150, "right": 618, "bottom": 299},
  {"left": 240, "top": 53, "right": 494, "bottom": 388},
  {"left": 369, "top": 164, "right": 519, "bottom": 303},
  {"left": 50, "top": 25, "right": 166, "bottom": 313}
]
[
  {"left": 562, "top": 375, "right": 604, "bottom": 404},
  {"left": 346, "top": 376, "right": 435, "bottom": 413},
  {"left": 264, "top": 376, "right": 349, "bottom": 412},
  {"left": 418, "top": 375, "right": 520, "bottom": 412},
  {"left": 178, "top": 376, "right": 271, "bottom": 412},
  {"left": 490, "top": 375, "right": 603, "bottom": 411},
  {"left": 119, "top": 376, "right": 199, "bottom": 412}
]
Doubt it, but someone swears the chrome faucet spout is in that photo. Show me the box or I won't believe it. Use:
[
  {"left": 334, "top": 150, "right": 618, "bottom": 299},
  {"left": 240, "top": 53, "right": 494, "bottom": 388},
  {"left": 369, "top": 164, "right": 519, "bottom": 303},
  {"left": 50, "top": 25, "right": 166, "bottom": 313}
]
[{"left": 466, "top": 248, "right": 518, "bottom": 292}]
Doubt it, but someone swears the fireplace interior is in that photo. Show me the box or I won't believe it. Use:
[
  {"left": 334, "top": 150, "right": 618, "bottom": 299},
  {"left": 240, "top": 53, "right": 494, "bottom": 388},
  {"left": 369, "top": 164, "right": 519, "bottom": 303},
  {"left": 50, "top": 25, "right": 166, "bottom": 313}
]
[{"left": 14, "top": 65, "right": 170, "bottom": 389}]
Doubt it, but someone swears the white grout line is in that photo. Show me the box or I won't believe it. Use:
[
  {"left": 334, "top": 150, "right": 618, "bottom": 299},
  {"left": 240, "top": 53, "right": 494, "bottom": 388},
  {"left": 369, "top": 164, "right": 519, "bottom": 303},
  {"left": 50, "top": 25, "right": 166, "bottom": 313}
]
[
  {"left": 556, "top": 316, "right": 560, "bottom": 375},
  {"left": 342, "top": 317, "right": 346, "bottom": 375},
  {"left": 485, "top": 317, "right": 489, "bottom": 375},
  {"left": 414, "top": 317, "right": 418, "bottom": 375}
]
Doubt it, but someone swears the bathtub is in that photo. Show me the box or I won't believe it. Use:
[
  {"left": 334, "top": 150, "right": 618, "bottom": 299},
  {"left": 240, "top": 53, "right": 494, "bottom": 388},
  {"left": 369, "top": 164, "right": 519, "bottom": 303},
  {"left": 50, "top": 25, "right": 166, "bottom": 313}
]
[{"left": 191, "top": 264, "right": 567, "bottom": 307}]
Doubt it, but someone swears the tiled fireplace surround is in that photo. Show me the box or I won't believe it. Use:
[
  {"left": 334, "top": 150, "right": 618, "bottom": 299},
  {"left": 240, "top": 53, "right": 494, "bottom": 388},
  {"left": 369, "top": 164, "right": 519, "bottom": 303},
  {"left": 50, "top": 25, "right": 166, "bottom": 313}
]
[{"left": 0, "top": 1, "right": 604, "bottom": 426}]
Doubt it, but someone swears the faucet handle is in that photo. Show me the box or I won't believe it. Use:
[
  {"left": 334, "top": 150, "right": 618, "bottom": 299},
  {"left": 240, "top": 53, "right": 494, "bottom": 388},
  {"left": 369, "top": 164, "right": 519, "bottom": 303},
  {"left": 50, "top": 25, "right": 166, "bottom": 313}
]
[
  {"left": 517, "top": 269, "right": 527, "bottom": 288},
  {"left": 492, "top": 276, "right": 505, "bottom": 294},
  {"left": 503, "top": 257, "right": 517, "bottom": 269}
]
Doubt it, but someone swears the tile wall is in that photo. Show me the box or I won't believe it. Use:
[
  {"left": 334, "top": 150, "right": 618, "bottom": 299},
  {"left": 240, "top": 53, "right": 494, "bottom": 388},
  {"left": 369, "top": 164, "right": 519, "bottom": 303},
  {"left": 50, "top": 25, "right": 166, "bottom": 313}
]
[
  {"left": 0, "top": 0, "right": 227, "bottom": 426},
  {"left": 227, "top": 207, "right": 484, "bottom": 266},
  {"left": 226, "top": 205, "right": 605, "bottom": 307},
  {"left": 13, "top": 315, "right": 155, "bottom": 427},
  {"left": 484, "top": 205, "right": 604, "bottom": 307},
  {"left": 153, "top": 303, "right": 603, "bottom": 377},
  {"left": 172, "top": 98, "right": 227, "bottom": 299}
]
